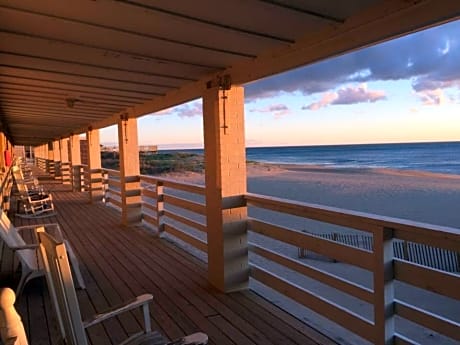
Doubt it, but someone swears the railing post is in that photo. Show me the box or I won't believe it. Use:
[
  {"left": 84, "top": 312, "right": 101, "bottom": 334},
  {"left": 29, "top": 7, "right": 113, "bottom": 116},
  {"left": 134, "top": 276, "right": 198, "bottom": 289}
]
[
  {"left": 86, "top": 128, "right": 103, "bottom": 203},
  {"left": 69, "top": 134, "right": 82, "bottom": 192},
  {"left": 156, "top": 181, "right": 164, "bottom": 235},
  {"left": 47, "top": 141, "right": 54, "bottom": 176},
  {"left": 203, "top": 85, "right": 249, "bottom": 293},
  {"left": 53, "top": 140, "right": 61, "bottom": 180},
  {"left": 373, "top": 227, "right": 395, "bottom": 345},
  {"left": 118, "top": 115, "right": 142, "bottom": 225}
]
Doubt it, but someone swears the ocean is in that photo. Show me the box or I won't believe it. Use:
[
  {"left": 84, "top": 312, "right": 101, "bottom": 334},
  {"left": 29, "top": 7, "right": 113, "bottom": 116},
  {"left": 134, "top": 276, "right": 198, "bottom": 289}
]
[{"left": 162, "top": 141, "right": 460, "bottom": 175}]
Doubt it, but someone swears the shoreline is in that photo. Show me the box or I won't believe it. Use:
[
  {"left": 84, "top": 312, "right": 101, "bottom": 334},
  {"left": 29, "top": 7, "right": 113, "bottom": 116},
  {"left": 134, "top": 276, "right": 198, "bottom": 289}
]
[{"left": 247, "top": 161, "right": 460, "bottom": 179}]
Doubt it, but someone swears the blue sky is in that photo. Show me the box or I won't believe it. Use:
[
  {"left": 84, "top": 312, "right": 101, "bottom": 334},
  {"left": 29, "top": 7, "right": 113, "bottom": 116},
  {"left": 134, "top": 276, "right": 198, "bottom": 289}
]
[{"left": 101, "top": 20, "right": 460, "bottom": 149}]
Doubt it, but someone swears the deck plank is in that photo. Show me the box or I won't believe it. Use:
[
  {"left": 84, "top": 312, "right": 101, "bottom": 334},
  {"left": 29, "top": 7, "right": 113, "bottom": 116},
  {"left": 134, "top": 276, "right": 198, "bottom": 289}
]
[{"left": 11, "top": 182, "right": 336, "bottom": 345}]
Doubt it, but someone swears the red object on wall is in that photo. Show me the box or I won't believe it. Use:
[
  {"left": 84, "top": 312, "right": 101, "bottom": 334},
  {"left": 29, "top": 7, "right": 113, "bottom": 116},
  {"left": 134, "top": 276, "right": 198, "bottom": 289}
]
[{"left": 4, "top": 150, "right": 11, "bottom": 166}]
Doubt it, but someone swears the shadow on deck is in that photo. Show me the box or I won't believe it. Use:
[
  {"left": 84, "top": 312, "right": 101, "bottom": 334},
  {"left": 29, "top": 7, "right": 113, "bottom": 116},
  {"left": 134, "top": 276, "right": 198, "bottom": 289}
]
[{"left": 12, "top": 182, "right": 336, "bottom": 345}]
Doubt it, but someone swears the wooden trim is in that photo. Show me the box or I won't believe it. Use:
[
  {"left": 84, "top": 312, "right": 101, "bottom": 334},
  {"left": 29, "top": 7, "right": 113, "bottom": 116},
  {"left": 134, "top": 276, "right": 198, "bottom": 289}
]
[
  {"left": 141, "top": 202, "right": 156, "bottom": 212},
  {"left": 250, "top": 265, "right": 374, "bottom": 342},
  {"left": 142, "top": 213, "right": 157, "bottom": 227},
  {"left": 140, "top": 175, "right": 205, "bottom": 195},
  {"left": 249, "top": 243, "right": 374, "bottom": 303},
  {"left": 163, "top": 210, "right": 207, "bottom": 233},
  {"left": 141, "top": 189, "right": 157, "bottom": 199},
  {"left": 107, "top": 197, "right": 122, "bottom": 209},
  {"left": 394, "top": 259, "right": 460, "bottom": 300},
  {"left": 108, "top": 178, "right": 121, "bottom": 189},
  {"left": 395, "top": 300, "right": 460, "bottom": 341},
  {"left": 163, "top": 195, "right": 206, "bottom": 215},
  {"left": 163, "top": 224, "right": 207, "bottom": 253},
  {"left": 248, "top": 218, "right": 373, "bottom": 270}
]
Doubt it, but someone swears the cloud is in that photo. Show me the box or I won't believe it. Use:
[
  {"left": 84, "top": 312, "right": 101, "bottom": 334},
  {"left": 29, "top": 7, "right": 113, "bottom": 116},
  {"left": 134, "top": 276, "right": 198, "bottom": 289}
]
[
  {"left": 245, "top": 20, "right": 460, "bottom": 100},
  {"left": 303, "top": 84, "right": 386, "bottom": 110},
  {"left": 176, "top": 102, "right": 202, "bottom": 117},
  {"left": 415, "top": 88, "right": 453, "bottom": 106},
  {"left": 250, "top": 104, "right": 290, "bottom": 118},
  {"left": 302, "top": 92, "right": 337, "bottom": 110},
  {"left": 154, "top": 100, "right": 203, "bottom": 118}
]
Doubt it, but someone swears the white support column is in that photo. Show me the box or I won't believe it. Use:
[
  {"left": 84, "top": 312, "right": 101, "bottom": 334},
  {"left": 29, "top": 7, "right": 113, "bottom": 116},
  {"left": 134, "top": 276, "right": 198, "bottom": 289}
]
[
  {"left": 118, "top": 115, "right": 141, "bottom": 225},
  {"left": 203, "top": 85, "right": 248, "bottom": 293},
  {"left": 374, "top": 227, "right": 395, "bottom": 345},
  {"left": 69, "top": 134, "right": 82, "bottom": 192},
  {"left": 86, "top": 128, "right": 102, "bottom": 203},
  {"left": 59, "top": 138, "right": 70, "bottom": 184}
]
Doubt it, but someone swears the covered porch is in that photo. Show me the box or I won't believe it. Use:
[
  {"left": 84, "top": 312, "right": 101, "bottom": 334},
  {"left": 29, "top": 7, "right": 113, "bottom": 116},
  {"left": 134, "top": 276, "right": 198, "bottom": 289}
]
[
  {"left": 13, "top": 178, "right": 333, "bottom": 345},
  {"left": 0, "top": 1, "right": 459, "bottom": 344}
]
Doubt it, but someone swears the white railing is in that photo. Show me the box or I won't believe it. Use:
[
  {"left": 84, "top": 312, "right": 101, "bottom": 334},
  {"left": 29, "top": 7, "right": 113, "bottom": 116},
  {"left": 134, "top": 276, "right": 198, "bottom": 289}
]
[
  {"left": 245, "top": 192, "right": 459, "bottom": 345},
  {"left": 97, "top": 170, "right": 459, "bottom": 344},
  {"left": 139, "top": 175, "right": 207, "bottom": 253}
]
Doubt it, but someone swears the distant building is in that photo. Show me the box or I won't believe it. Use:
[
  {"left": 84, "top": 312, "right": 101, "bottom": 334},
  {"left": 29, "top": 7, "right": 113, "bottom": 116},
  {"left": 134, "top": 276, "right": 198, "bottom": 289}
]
[
  {"left": 139, "top": 145, "right": 158, "bottom": 153},
  {"left": 100, "top": 145, "right": 158, "bottom": 153}
]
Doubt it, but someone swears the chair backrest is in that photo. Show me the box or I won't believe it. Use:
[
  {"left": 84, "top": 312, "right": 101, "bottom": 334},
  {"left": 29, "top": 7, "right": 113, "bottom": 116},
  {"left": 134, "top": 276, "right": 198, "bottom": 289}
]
[
  {"left": 37, "top": 230, "right": 88, "bottom": 345},
  {"left": 11, "top": 166, "right": 30, "bottom": 197},
  {"left": 0, "top": 211, "right": 36, "bottom": 272}
]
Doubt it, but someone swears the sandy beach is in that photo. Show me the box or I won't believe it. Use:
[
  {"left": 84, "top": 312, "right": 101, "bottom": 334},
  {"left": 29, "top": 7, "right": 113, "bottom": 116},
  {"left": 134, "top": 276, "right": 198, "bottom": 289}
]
[{"left": 160, "top": 163, "right": 460, "bottom": 345}]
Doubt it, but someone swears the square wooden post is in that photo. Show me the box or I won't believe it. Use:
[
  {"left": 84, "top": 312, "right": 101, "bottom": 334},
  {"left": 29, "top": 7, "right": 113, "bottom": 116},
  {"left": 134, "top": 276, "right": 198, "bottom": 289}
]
[
  {"left": 47, "top": 142, "right": 54, "bottom": 176},
  {"left": 373, "top": 227, "right": 395, "bottom": 345},
  {"left": 69, "top": 134, "right": 82, "bottom": 192},
  {"left": 118, "top": 115, "right": 141, "bottom": 225},
  {"left": 0, "top": 133, "right": 5, "bottom": 170},
  {"left": 53, "top": 140, "right": 61, "bottom": 179},
  {"left": 59, "top": 138, "right": 70, "bottom": 184},
  {"left": 86, "top": 128, "right": 102, "bottom": 203},
  {"left": 203, "top": 85, "right": 248, "bottom": 293}
]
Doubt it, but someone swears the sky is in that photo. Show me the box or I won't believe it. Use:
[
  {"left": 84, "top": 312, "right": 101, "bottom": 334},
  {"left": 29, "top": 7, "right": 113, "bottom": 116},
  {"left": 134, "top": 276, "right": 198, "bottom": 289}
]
[{"left": 101, "top": 19, "right": 460, "bottom": 149}]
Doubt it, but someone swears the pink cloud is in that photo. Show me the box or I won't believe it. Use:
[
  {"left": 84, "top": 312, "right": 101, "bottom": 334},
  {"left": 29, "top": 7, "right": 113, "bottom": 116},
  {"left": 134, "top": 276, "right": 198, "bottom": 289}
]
[
  {"left": 303, "top": 84, "right": 386, "bottom": 110},
  {"left": 416, "top": 88, "right": 453, "bottom": 105},
  {"left": 250, "top": 104, "right": 290, "bottom": 118}
]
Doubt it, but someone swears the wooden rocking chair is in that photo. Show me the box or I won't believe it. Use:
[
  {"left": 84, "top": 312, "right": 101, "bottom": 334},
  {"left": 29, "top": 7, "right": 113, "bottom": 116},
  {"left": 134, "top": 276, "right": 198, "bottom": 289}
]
[
  {"left": 38, "top": 230, "right": 208, "bottom": 345},
  {"left": 0, "top": 211, "right": 85, "bottom": 296},
  {"left": 12, "top": 165, "right": 55, "bottom": 219}
]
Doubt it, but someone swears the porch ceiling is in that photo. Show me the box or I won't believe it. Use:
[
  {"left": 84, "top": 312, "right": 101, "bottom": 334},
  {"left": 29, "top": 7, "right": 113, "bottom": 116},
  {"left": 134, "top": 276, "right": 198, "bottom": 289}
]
[{"left": 0, "top": 0, "right": 459, "bottom": 146}]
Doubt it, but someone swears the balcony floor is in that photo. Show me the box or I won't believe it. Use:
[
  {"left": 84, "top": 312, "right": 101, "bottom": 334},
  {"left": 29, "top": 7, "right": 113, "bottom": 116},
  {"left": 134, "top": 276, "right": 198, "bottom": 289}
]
[{"left": 12, "top": 179, "right": 337, "bottom": 345}]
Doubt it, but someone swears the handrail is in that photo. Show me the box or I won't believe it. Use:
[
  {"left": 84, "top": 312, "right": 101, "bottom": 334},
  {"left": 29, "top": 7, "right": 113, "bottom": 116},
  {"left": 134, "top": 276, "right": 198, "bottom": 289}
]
[{"left": 244, "top": 192, "right": 460, "bottom": 344}]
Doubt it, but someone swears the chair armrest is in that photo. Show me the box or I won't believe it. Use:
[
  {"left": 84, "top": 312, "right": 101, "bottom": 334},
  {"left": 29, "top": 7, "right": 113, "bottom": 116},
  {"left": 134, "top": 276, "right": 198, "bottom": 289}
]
[
  {"left": 16, "top": 223, "right": 61, "bottom": 236},
  {"left": 83, "top": 294, "right": 153, "bottom": 328},
  {"left": 28, "top": 196, "right": 52, "bottom": 203},
  {"left": 10, "top": 243, "right": 39, "bottom": 251}
]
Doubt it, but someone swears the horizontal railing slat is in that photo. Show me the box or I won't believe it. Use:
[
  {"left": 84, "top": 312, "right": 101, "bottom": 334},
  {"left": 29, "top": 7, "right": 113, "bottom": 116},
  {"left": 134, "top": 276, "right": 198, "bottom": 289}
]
[
  {"left": 163, "top": 224, "right": 207, "bottom": 253},
  {"left": 246, "top": 193, "right": 460, "bottom": 247},
  {"left": 142, "top": 213, "right": 157, "bottom": 227},
  {"left": 394, "top": 259, "right": 460, "bottom": 300},
  {"left": 395, "top": 300, "right": 460, "bottom": 341},
  {"left": 248, "top": 219, "right": 373, "bottom": 271},
  {"left": 140, "top": 175, "right": 205, "bottom": 194},
  {"left": 142, "top": 202, "right": 157, "bottom": 212},
  {"left": 142, "top": 189, "right": 157, "bottom": 199},
  {"left": 163, "top": 195, "right": 206, "bottom": 215},
  {"left": 249, "top": 243, "right": 374, "bottom": 303},
  {"left": 250, "top": 265, "right": 374, "bottom": 342},
  {"left": 163, "top": 210, "right": 207, "bottom": 233}
]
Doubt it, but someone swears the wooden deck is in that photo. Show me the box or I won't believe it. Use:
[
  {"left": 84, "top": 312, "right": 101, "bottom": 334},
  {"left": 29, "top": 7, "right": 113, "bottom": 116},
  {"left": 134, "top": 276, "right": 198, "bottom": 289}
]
[{"left": 11, "top": 181, "right": 337, "bottom": 345}]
